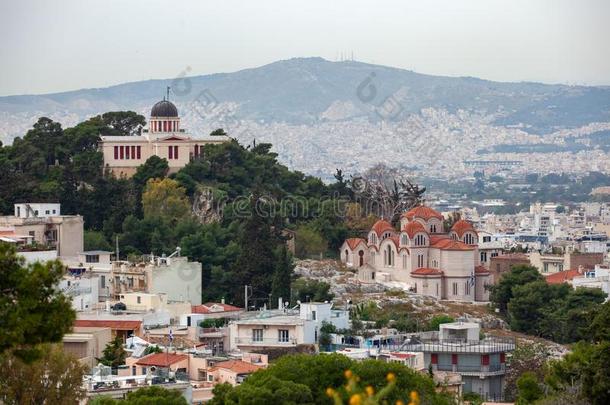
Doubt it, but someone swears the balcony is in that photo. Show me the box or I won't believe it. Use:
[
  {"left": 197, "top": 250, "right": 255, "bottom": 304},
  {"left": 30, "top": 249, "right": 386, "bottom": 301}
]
[
  {"left": 436, "top": 363, "right": 505, "bottom": 376},
  {"left": 400, "top": 334, "right": 515, "bottom": 354},
  {"left": 234, "top": 337, "right": 297, "bottom": 347}
]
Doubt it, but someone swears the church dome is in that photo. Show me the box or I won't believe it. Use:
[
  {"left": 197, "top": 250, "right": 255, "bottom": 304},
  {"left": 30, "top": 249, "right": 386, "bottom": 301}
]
[{"left": 151, "top": 100, "right": 178, "bottom": 117}]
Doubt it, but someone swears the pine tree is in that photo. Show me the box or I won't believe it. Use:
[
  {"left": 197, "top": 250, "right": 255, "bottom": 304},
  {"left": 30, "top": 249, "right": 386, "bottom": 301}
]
[
  {"left": 231, "top": 192, "right": 279, "bottom": 306},
  {"left": 271, "top": 245, "right": 294, "bottom": 308},
  {"left": 97, "top": 336, "right": 127, "bottom": 369}
]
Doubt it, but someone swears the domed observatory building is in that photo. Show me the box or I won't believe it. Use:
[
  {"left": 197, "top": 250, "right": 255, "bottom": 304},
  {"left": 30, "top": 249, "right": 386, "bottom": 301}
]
[{"left": 99, "top": 96, "right": 229, "bottom": 177}]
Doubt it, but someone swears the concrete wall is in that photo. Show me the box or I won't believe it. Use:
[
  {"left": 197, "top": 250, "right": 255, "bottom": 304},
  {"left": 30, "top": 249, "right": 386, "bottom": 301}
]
[{"left": 150, "top": 257, "right": 202, "bottom": 305}]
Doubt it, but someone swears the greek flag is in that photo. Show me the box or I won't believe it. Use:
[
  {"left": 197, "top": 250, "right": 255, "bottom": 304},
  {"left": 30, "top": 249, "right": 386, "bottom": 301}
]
[
  {"left": 169, "top": 329, "right": 174, "bottom": 342},
  {"left": 469, "top": 271, "right": 475, "bottom": 287}
]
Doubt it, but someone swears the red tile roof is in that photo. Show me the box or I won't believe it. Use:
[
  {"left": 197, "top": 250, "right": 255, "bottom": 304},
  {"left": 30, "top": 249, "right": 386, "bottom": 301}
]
[
  {"left": 390, "top": 352, "right": 416, "bottom": 359},
  {"left": 371, "top": 219, "right": 394, "bottom": 236},
  {"left": 345, "top": 238, "right": 366, "bottom": 250},
  {"left": 411, "top": 267, "right": 443, "bottom": 276},
  {"left": 402, "top": 206, "right": 443, "bottom": 221},
  {"left": 545, "top": 269, "right": 582, "bottom": 284},
  {"left": 192, "top": 303, "right": 243, "bottom": 314},
  {"left": 74, "top": 320, "right": 141, "bottom": 330},
  {"left": 136, "top": 353, "right": 188, "bottom": 367},
  {"left": 402, "top": 221, "right": 427, "bottom": 238},
  {"left": 430, "top": 237, "right": 475, "bottom": 251},
  {"left": 386, "top": 235, "right": 400, "bottom": 248},
  {"left": 491, "top": 254, "right": 529, "bottom": 262},
  {"left": 210, "top": 360, "right": 262, "bottom": 374},
  {"left": 475, "top": 265, "right": 490, "bottom": 275},
  {"left": 450, "top": 219, "right": 476, "bottom": 238}
]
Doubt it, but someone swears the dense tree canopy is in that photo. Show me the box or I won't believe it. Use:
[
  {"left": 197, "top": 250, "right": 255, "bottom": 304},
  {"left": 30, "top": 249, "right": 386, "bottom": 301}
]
[
  {"left": 0, "top": 244, "right": 75, "bottom": 361},
  {"left": 211, "top": 354, "right": 453, "bottom": 405}
]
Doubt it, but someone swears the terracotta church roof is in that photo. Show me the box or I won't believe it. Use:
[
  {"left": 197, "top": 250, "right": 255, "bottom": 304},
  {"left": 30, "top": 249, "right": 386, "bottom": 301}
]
[
  {"left": 402, "top": 206, "right": 444, "bottom": 221},
  {"left": 451, "top": 219, "right": 477, "bottom": 237},
  {"left": 402, "top": 221, "right": 428, "bottom": 238},
  {"left": 371, "top": 219, "right": 394, "bottom": 236}
]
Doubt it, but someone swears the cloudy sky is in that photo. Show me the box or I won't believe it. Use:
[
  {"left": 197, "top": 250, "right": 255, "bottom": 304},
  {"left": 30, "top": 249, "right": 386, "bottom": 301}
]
[{"left": 1, "top": 0, "right": 609, "bottom": 96}]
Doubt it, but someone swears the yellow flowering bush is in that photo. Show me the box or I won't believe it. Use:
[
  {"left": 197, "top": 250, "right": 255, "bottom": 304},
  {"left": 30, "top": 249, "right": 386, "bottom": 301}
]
[{"left": 326, "top": 369, "right": 421, "bottom": 405}]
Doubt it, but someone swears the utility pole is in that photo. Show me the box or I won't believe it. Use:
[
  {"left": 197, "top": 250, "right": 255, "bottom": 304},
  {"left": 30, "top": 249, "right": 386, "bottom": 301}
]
[
  {"left": 244, "top": 285, "right": 252, "bottom": 311},
  {"left": 115, "top": 236, "right": 119, "bottom": 261}
]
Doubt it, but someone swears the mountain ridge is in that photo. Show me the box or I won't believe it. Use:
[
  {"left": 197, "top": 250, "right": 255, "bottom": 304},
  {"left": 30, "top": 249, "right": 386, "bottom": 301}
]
[{"left": 2, "top": 57, "right": 610, "bottom": 144}]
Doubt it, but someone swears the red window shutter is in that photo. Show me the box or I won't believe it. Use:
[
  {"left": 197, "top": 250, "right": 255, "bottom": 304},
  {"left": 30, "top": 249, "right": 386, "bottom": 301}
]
[
  {"left": 500, "top": 352, "right": 505, "bottom": 363},
  {"left": 137, "top": 146, "right": 141, "bottom": 159},
  {"left": 131, "top": 146, "right": 136, "bottom": 159},
  {"left": 431, "top": 353, "right": 438, "bottom": 364},
  {"left": 194, "top": 144, "right": 198, "bottom": 157},
  {"left": 168, "top": 145, "right": 173, "bottom": 159},
  {"left": 452, "top": 354, "right": 458, "bottom": 365},
  {"left": 174, "top": 145, "right": 178, "bottom": 159},
  {"left": 114, "top": 146, "right": 118, "bottom": 159},
  {"left": 481, "top": 354, "right": 489, "bottom": 366},
  {"left": 119, "top": 146, "right": 124, "bottom": 159},
  {"left": 164, "top": 121, "right": 168, "bottom": 132},
  {"left": 125, "top": 145, "right": 130, "bottom": 159}
]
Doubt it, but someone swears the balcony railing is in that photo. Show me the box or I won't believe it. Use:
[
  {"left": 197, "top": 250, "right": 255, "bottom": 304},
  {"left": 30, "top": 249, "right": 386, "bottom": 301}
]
[
  {"left": 437, "top": 364, "right": 505, "bottom": 373},
  {"left": 235, "top": 337, "right": 297, "bottom": 346},
  {"left": 399, "top": 335, "right": 515, "bottom": 353}
]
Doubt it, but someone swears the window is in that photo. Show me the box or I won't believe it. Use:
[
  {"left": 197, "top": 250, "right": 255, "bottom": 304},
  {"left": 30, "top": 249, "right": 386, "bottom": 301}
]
[
  {"left": 311, "top": 311, "right": 316, "bottom": 320},
  {"left": 371, "top": 271, "right": 375, "bottom": 280},
  {"left": 45, "top": 210, "right": 50, "bottom": 214},
  {"left": 464, "top": 233, "right": 475, "bottom": 245},
  {"left": 483, "top": 236, "right": 491, "bottom": 243},
  {"left": 252, "top": 329, "right": 263, "bottom": 342},
  {"left": 452, "top": 282, "right": 458, "bottom": 295},
  {"left": 401, "top": 234, "right": 407, "bottom": 245},
  {"left": 136, "top": 146, "right": 141, "bottom": 159},
  {"left": 142, "top": 367, "right": 147, "bottom": 375},
  {"left": 101, "top": 275, "right": 106, "bottom": 289},
  {"left": 132, "top": 365, "right": 136, "bottom": 376},
  {"left": 137, "top": 296, "right": 141, "bottom": 304},
  {"left": 114, "top": 146, "right": 119, "bottom": 159},
  {"left": 169, "top": 145, "right": 173, "bottom": 159},
  {"left": 465, "top": 281, "right": 471, "bottom": 295},
  {"left": 85, "top": 254, "right": 99, "bottom": 263},
  {"left": 558, "top": 264, "right": 564, "bottom": 272},
  {"left": 481, "top": 354, "right": 490, "bottom": 366},
  {"left": 125, "top": 145, "right": 130, "bottom": 159},
  {"left": 385, "top": 245, "right": 393, "bottom": 266},
  {"left": 131, "top": 145, "right": 136, "bottom": 159},
  {"left": 430, "top": 224, "right": 437, "bottom": 233},
  {"left": 415, "top": 234, "right": 425, "bottom": 246},
  {"left": 402, "top": 254, "right": 408, "bottom": 269},
  {"left": 174, "top": 145, "right": 178, "bottom": 159},
  {"left": 491, "top": 252, "right": 498, "bottom": 258},
  {"left": 543, "top": 263, "right": 549, "bottom": 273},
  {"left": 417, "top": 254, "right": 424, "bottom": 268},
  {"left": 480, "top": 252, "right": 487, "bottom": 262},
  {"left": 278, "top": 329, "right": 289, "bottom": 343}
]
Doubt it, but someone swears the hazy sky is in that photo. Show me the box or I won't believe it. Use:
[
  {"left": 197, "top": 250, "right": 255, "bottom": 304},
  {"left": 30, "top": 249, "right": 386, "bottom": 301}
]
[{"left": 1, "top": 0, "right": 609, "bottom": 96}]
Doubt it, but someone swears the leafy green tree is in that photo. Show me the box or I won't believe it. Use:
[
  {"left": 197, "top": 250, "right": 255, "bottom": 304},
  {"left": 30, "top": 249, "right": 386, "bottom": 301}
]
[
  {"left": 504, "top": 342, "right": 550, "bottom": 401},
  {"left": 142, "top": 178, "right": 190, "bottom": 221},
  {"left": 0, "top": 344, "right": 87, "bottom": 405},
  {"left": 516, "top": 371, "right": 544, "bottom": 404},
  {"left": 97, "top": 336, "right": 127, "bottom": 369},
  {"left": 219, "top": 354, "right": 452, "bottom": 405},
  {"left": 231, "top": 193, "right": 282, "bottom": 306},
  {"left": 489, "top": 265, "right": 544, "bottom": 313},
  {"left": 97, "top": 111, "right": 146, "bottom": 136},
  {"left": 291, "top": 278, "right": 334, "bottom": 304},
  {"left": 0, "top": 244, "right": 75, "bottom": 361},
  {"left": 270, "top": 245, "right": 294, "bottom": 308},
  {"left": 545, "top": 341, "right": 610, "bottom": 405},
  {"left": 91, "top": 386, "right": 188, "bottom": 404},
  {"left": 589, "top": 301, "right": 610, "bottom": 342},
  {"left": 142, "top": 345, "right": 163, "bottom": 355},
  {"left": 84, "top": 230, "right": 113, "bottom": 251},
  {"left": 428, "top": 315, "right": 455, "bottom": 331},
  {"left": 295, "top": 224, "right": 328, "bottom": 258}
]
